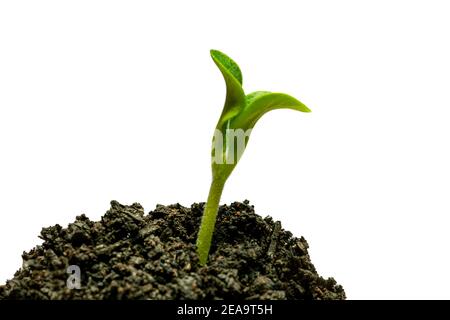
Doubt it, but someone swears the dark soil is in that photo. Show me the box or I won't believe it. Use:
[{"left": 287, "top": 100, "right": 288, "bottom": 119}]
[{"left": 0, "top": 200, "right": 345, "bottom": 300}]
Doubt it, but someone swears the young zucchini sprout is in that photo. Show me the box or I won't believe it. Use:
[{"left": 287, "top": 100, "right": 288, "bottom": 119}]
[{"left": 196, "top": 50, "right": 311, "bottom": 265}]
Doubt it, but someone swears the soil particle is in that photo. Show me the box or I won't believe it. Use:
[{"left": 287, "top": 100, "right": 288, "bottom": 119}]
[{"left": 0, "top": 201, "right": 345, "bottom": 300}]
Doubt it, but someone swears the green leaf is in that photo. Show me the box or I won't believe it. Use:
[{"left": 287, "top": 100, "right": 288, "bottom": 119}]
[
  {"left": 210, "top": 50, "right": 246, "bottom": 126},
  {"left": 210, "top": 49, "right": 243, "bottom": 84},
  {"left": 231, "top": 92, "right": 311, "bottom": 131}
]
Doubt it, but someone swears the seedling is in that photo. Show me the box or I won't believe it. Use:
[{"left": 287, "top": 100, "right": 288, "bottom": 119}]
[{"left": 196, "top": 50, "right": 311, "bottom": 265}]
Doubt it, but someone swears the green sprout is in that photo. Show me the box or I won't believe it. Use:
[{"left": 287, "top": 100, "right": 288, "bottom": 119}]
[{"left": 196, "top": 50, "right": 311, "bottom": 265}]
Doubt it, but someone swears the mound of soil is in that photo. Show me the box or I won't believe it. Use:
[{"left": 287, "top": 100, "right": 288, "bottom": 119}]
[{"left": 0, "top": 200, "right": 345, "bottom": 300}]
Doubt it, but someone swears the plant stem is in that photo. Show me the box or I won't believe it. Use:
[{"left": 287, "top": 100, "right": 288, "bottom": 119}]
[{"left": 196, "top": 178, "right": 226, "bottom": 265}]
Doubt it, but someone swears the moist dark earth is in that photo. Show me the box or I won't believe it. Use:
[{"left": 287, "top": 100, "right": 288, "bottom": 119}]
[{"left": 0, "top": 200, "right": 345, "bottom": 300}]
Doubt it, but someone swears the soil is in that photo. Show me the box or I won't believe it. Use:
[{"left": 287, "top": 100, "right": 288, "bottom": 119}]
[{"left": 0, "top": 200, "right": 345, "bottom": 300}]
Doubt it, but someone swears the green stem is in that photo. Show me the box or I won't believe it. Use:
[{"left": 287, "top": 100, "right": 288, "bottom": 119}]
[{"left": 196, "top": 178, "right": 226, "bottom": 265}]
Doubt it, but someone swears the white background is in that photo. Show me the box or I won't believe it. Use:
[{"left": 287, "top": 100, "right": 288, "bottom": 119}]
[{"left": 1, "top": 1, "right": 450, "bottom": 299}]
